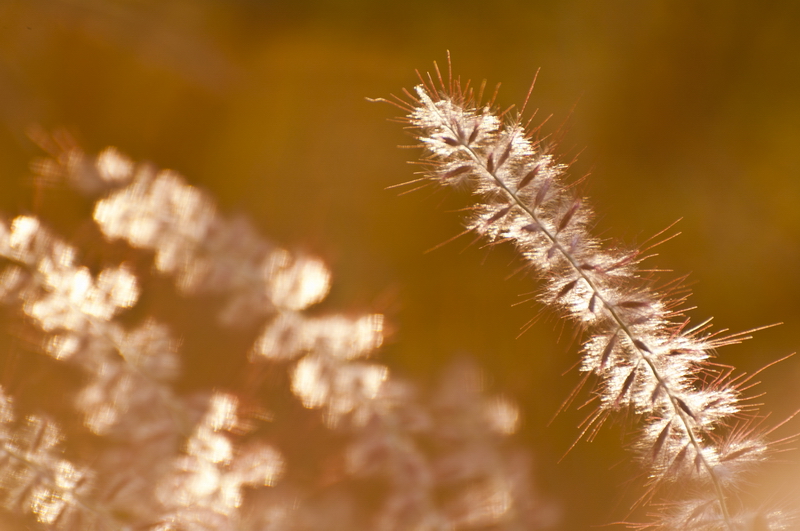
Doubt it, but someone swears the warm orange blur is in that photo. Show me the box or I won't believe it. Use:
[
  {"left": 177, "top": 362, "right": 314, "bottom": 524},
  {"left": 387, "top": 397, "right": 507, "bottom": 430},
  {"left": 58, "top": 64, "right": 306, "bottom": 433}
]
[{"left": 1, "top": 1, "right": 799, "bottom": 529}]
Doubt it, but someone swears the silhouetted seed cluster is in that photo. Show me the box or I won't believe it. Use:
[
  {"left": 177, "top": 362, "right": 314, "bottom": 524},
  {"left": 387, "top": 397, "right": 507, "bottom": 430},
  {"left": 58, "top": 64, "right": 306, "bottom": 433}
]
[{"left": 385, "top": 64, "right": 793, "bottom": 530}]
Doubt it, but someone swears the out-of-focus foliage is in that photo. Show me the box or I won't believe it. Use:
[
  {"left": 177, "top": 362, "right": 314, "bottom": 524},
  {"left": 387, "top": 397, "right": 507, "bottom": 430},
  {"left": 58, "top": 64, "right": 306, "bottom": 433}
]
[{"left": 0, "top": 140, "right": 558, "bottom": 529}]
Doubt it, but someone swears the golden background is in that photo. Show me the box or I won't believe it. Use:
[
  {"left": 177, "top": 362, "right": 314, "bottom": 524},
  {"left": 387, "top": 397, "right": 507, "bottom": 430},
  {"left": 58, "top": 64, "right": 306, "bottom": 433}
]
[{"left": 1, "top": 1, "right": 799, "bottom": 528}]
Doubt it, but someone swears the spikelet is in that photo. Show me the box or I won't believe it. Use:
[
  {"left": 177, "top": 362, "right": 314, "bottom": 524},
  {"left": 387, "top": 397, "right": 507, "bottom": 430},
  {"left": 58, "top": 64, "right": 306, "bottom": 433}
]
[{"left": 382, "top": 60, "right": 793, "bottom": 530}]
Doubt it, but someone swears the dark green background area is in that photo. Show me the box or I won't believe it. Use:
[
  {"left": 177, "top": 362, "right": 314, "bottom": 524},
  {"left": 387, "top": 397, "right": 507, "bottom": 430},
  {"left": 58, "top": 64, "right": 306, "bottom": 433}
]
[{"left": 1, "top": 1, "right": 799, "bottom": 528}]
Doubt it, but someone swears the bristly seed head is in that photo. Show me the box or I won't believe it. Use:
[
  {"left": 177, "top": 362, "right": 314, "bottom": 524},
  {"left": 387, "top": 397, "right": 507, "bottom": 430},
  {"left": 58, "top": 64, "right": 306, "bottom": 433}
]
[{"left": 388, "top": 64, "right": 791, "bottom": 531}]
